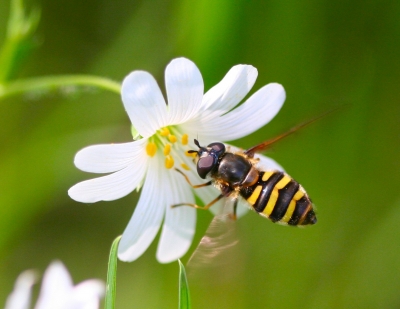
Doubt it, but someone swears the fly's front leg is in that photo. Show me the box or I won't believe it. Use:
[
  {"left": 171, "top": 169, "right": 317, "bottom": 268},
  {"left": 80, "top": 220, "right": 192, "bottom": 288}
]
[
  {"left": 174, "top": 168, "right": 212, "bottom": 188},
  {"left": 172, "top": 168, "right": 220, "bottom": 210}
]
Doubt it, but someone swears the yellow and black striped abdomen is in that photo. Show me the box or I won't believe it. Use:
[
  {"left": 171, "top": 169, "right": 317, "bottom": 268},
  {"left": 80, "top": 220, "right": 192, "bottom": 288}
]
[{"left": 240, "top": 171, "right": 316, "bottom": 226}]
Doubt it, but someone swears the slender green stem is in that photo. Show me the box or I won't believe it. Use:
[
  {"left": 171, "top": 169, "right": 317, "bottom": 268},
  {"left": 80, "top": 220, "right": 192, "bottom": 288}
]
[
  {"left": 105, "top": 235, "right": 121, "bottom": 309},
  {"left": 0, "top": 74, "right": 121, "bottom": 100}
]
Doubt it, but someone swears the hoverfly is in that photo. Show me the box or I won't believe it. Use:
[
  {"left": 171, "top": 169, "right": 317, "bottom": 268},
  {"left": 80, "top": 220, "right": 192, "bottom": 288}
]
[
  {"left": 171, "top": 110, "right": 335, "bottom": 225},
  {"left": 173, "top": 110, "right": 341, "bottom": 293}
]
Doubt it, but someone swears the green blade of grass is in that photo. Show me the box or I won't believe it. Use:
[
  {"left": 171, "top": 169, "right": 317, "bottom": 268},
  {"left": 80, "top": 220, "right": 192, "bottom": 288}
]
[
  {"left": 178, "top": 260, "right": 191, "bottom": 309},
  {"left": 105, "top": 235, "right": 121, "bottom": 309}
]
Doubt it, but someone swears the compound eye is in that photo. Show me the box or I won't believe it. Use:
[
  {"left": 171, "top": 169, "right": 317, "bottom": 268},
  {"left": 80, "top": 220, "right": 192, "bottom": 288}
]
[
  {"left": 207, "top": 142, "right": 225, "bottom": 157},
  {"left": 197, "top": 155, "right": 216, "bottom": 179}
]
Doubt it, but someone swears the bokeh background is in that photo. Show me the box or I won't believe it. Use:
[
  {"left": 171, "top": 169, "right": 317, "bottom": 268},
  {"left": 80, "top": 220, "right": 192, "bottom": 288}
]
[{"left": 1, "top": 0, "right": 399, "bottom": 308}]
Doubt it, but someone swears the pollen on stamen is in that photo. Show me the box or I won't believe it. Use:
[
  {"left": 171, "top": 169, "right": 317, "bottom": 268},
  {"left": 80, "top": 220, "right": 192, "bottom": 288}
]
[
  {"left": 160, "top": 127, "right": 170, "bottom": 136},
  {"left": 163, "top": 143, "right": 171, "bottom": 155},
  {"left": 181, "top": 163, "right": 190, "bottom": 171},
  {"left": 168, "top": 134, "right": 177, "bottom": 143},
  {"left": 185, "top": 150, "right": 197, "bottom": 157},
  {"left": 146, "top": 142, "right": 157, "bottom": 157},
  {"left": 181, "top": 134, "right": 189, "bottom": 145},
  {"left": 165, "top": 155, "right": 174, "bottom": 169}
]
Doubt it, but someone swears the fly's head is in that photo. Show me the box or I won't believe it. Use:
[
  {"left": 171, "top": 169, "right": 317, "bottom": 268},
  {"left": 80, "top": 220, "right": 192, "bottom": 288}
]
[{"left": 188, "top": 139, "right": 226, "bottom": 179}]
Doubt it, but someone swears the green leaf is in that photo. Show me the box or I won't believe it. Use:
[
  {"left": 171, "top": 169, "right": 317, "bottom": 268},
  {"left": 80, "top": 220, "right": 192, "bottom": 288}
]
[
  {"left": 0, "top": 0, "right": 40, "bottom": 82},
  {"left": 105, "top": 236, "right": 121, "bottom": 309},
  {"left": 178, "top": 259, "right": 191, "bottom": 309}
]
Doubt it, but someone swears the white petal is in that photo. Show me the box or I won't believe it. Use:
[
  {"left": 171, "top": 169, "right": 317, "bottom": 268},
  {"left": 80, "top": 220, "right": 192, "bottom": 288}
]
[
  {"left": 118, "top": 157, "right": 165, "bottom": 262},
  {"left": 68, "top": 159, "right": 147, "bottom": 203},
  {"left": 74, "top": 140, "right": 147, "bottom": 173},
  {"left": 121, "top": 71, "right": 168, "bottom": 138},
  {"left": 5, "top": 270, "right": 37, "bottom": 309},
  {"left": 165, "top": 58, "right": 204, "bottom": 125},
  {"left": 34, "top": 262, "right": 72, "bottom": 309},
  {"left": 156, "top": 170, "right": 196, "bottom": 263},
  {"left": 200, "top": 64, "right": 258, "bottom": 118},
  {"left": 69, "top": 280, "right": 105, "bottom": 309},
  {"left": 184, "top": 83, "right": 285, "bottom": 141}
]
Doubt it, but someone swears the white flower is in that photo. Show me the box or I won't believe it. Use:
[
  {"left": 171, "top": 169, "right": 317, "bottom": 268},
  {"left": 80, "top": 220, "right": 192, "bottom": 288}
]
[
  {"left": 68, "top": 57, "right": 286, "bottom": 263},
  {"left": 4, "top": 261, "right": 105, "bottom": 309}
]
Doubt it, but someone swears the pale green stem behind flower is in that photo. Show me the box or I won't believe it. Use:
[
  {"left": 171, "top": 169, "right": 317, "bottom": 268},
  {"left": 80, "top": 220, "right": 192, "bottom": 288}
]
[{"left": 0, "top": 75, "right": 121, "bottom": 100}]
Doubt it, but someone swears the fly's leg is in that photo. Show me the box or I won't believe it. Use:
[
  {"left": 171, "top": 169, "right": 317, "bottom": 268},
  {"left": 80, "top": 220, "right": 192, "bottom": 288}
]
[
  {"left": 171, "top": 194, "right": 224, "bottom": 210},
  {"left": 172, "top": 168, "right": 222, "bottom": 210},
  {"left": 229, "top": 199, "right": 238, "bottom": 221},
  {"left": 174, "top": 168, "right": 212, "bottom": 188}
]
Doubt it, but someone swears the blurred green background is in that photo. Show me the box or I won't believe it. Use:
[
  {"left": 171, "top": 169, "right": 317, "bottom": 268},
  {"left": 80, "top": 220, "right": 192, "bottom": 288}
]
[{"left": 1, "top": 0, "right": 399, "bottom": 308}]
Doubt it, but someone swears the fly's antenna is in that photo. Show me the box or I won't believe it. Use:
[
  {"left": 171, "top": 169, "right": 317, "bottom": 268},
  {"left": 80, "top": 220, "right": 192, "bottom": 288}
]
[{"left": 194, "top": 139, "right": 201, "bottom": 148}]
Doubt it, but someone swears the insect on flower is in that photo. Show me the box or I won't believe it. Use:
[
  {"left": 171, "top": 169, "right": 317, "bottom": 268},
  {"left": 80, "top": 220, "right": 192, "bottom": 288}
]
[
  {"left": 68, "top": 57, "right": 287, "bottom": 263},
  {"left": 173, "top": 109, "right": 339, "bottom": 226}
]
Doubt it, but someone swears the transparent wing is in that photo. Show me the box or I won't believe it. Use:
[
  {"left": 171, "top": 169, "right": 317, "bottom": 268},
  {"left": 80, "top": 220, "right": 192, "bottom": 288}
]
[
  {"left": 244, "top": 107, "right": 344, "bottom": 157},
  {"left": 187, "top": 213, "right": 237, "bottom": 268},
  {"left": 187, "top": 198, "right": 245, "bottom": 285}
]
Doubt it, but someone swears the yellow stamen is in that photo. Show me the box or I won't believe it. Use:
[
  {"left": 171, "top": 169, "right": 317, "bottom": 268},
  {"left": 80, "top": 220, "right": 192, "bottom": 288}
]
[
  {"left": 165, "top": 155, "right": 174, "bottom": 169},
  {"left": 181, "top": 134, "right": 189, "bottom": 145},
  {"left": 168, "top": 134, "right": 177, "bottom": 143},
  {"left": 160, "top": 127, "right": 170, "bottom": 136},
  {"left": 181, "top": 163, "right": 190, "bottom": 171},
  {"left": 163, "top": 143, "right": 171, "bottom": 155},
  {"left": 146, "top": 142, "right": 157, "bottom": 157},
  {"left": 185, "top": 150, "right": 197, "bottom": 157}
]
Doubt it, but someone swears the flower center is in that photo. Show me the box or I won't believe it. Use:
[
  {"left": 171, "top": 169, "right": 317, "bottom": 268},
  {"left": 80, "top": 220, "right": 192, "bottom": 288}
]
[{"left": 146, "top": 126, "right": 196, "bottom": 170}]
